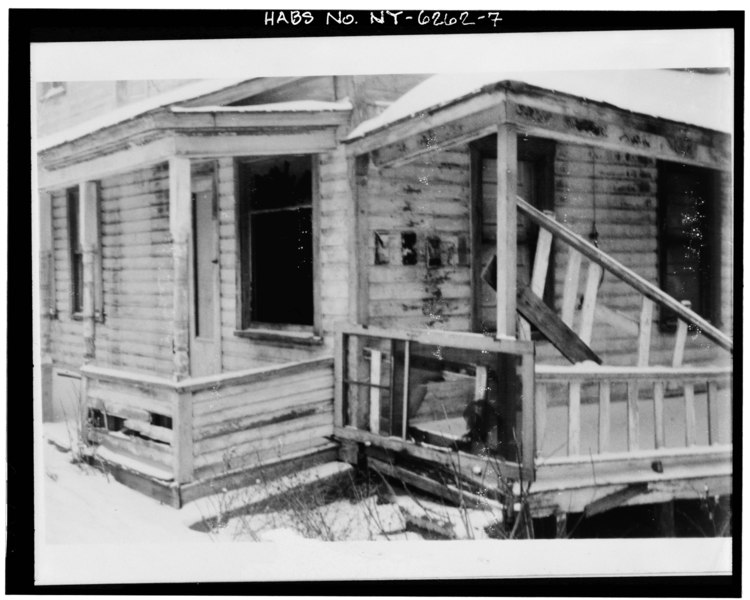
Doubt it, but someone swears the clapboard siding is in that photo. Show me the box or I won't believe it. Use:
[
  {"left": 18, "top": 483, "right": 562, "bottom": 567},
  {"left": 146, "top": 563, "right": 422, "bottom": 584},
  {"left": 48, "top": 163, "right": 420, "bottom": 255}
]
[
  {"left": 217, "top": 146, "right": 351, "bottom": 371},
  {"left": 365, "top": 147, "right": 473, "bottom": 331},
  {"left": 190, "top": 361, "right": 335, "bottom": 479},
  {"left": 49, "top": 188, "right": 85, "bottom": 369},
  {"left": 96, "top": 163, "right": 174, "bottom": 375}
]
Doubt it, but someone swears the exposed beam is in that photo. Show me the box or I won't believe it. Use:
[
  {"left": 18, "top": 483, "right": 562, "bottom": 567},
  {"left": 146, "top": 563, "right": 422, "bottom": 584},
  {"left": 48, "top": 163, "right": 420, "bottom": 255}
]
[
  {"left": 370, "top": 106, "right": 501, "bottom": 169},
  {"left": 346, "top": 90, "right": 506, "bottom": 156},
  {"left": 508, "top": 97, "right": 730, "bottom": 171}
]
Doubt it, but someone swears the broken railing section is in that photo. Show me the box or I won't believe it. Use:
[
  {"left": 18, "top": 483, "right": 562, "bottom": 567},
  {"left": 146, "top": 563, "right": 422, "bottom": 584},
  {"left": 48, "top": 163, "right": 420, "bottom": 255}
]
[
  {"left": 515, "top": 196, "right": 733, "bottom": 358},
  {"left": 334, "top": 324, "right": 536, "bottom": 476}
]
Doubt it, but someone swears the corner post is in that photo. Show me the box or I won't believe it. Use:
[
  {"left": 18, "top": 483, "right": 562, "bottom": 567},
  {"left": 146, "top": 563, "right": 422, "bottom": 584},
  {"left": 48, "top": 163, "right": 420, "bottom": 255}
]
[
  {"left": 169, "top": 157, "right": 192, "bottom": 380},
  {"left": 172, "top": 388, "right": 194, "bottom": 484},
  {"left": 79, "top": 181, "right": 99, "bottom": 361},
  {"left": 496, "top": 122, "right": 518, "bottom": 338}
]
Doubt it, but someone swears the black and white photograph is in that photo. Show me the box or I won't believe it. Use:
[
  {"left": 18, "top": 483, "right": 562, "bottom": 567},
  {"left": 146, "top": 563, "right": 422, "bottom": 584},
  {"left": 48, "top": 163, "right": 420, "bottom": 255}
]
[{"left": 22, "top": 9, "right": 738, "bottom": 588}]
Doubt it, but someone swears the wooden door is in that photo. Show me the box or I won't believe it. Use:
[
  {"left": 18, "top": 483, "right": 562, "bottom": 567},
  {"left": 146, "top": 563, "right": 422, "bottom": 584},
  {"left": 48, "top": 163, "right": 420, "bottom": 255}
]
[{"left": 189, "top": 164, "right": 221, "bottom": 377}]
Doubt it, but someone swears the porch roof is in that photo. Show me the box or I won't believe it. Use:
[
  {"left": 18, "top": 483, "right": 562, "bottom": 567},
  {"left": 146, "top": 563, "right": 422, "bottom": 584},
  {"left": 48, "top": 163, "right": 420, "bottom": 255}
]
[
  {"left": 347, "top": 70, "right": 733, "bottom": 142},
  {"left": 37, "top": 78, "right": 251, "bottom": 152}
]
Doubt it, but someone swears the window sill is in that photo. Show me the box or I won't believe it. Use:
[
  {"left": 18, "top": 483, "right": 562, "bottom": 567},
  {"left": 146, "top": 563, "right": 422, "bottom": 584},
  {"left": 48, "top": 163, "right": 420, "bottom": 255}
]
[{"left": 234, "top": 328, "right": 324, "bottom": 346}]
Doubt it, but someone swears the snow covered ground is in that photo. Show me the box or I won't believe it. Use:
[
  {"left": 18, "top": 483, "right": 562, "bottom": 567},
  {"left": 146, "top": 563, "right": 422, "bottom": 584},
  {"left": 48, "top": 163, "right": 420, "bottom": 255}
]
[
  {"left": 39, "top": 422, "right": 498, "bottom": 545},
  {"left": 36, "top": 423, "right": 731, "bottom": 584}
]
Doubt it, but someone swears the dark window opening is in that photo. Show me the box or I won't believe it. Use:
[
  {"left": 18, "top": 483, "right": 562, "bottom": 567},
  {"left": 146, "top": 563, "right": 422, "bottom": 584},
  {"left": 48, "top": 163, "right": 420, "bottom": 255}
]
[
  {"left": 66, "top": 186, "right": 83, "bottom": 315},
  {"left": 150, "top": 413, "right": 173, "bottom": 429},
  {"left": 657, "top": 162, "right": 720, "bottom": 330},
  {"left": 238, "top": 156, "right": 314, "bottom": 328},
  {"left": 401, "top": 231, "right": 418, "bottom": 265}
]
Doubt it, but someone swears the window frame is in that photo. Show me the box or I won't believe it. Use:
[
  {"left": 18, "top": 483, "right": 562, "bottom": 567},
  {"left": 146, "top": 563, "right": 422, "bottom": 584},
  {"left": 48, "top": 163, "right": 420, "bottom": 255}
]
[
  {"left": 66, "top": 186, "right": 84, "bottom": 317},
  {"left": 234, "top": 154, "right": 322, "bottom": 344},
  {"left": 656, "top": 161, "right": 721, "bottom": 331},
  {"left": 65, "top": 183, "right": 104, "bottom": 322}
]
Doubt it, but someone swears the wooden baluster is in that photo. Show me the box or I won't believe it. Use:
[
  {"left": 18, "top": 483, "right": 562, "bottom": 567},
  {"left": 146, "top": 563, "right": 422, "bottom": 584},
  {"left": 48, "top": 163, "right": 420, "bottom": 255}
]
[
  {"left": 684, "top": 383, "right": 696, "bottom": 446},
  {"left": 653, "top": 381, "right": 665, "bottom": 449},
  {"left": 626, "top": 383, "right": 640, "bottom": 451},
  {"left": 535, "top": 383, "right": 547, "bottom": 458},
  {"left": 368, "top": 349, "right": 382, "bottom": 434},
  {"left": 530, "top": 227, "right": 554, "bottom": 296},
  {"left": 637, "top": 298, "right": 654, "bottom": 367},
  {"left": 568, "top": 382, "right": 581, "bottom": 456},
  {"left": 561, "top": 250, "right": 582, "bottom": 327},
  {"left": 707, "top": 380, "right": 718, "bottom": 445},
  {"left": 401, "top": 340, "right": 410, "bottom": 440},
  {"left": 672, "top": 319, "right": 689, "bottom": 368},
  {"left": 598, "top": 380, "right": 610, "bottom": 453},
  {"left": 520, "top": 226, "right": 554, "bottom": 340},
  {"left": 579, "top": 262, "right": 602, "bottom": 345}
]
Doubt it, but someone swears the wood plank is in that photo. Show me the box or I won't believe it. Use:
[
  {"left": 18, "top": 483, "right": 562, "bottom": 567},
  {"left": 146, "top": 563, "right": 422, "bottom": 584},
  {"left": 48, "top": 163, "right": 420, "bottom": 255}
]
[
  {"left": 530, "top": 227, "right": 553, "bottom": 296},
  {"left": 334, "top": 329, "right": 345, "bottom": 429},
  {"left": 334, "top": 425, "right": 528, "bottom": 483},
  {"left": 92, "top": 431, "right": 172, "bottom": 467},
  {"left": 535, "top": 364, "right": 732, "bottom": 383},
  {"left": 578, "top": 262, "right": 602, "bottom": 345},
  {"left": 123, "top": 419, "right": 173, "bottom": 445},
  {"left": 637, "top": 297, "right": 654, "bottom": 367},
  {"left": 516, "top": 286, "right": 601, "bottom": 364},
  {"left": 568, "top": 382, "right": 581, "bottom": 456},
  {"left": 194, "top": 402, "right": 333, "bottom": 454},
  {"left": 535, "top": 383, "right": 547, "bottom": 458},
  {"left": 653, "top": 381, "right": 665, "bottom": 449},
  {"left": 337, "top": 323, "right": 534, "bottom": 356},
  {"left": 401, "top": 340, "right": 411, "bottom": 440},
  {"left": 195, "top": 394, "right": 332, "bottom": 441},
  {"left": 496, "top": 122, "right": 518, "bottom": 337},
  {"left": 99, "top": 402, "right": 152, "bottom": 422},
  {"left": 583, "top": 483, "right": 648, "bottom": 518},
  {"left": 598, "top": 381, "right": 611, "bottom": 453},
  {"left": 707, "top": 381, "right": 718, "bottom": 446},
  {"left": 169, "top": 156, "right": 191, "bottom": 380},
  {"left": 520, "top": 351, "right": 536, "bottom": 475},
  {"left": 369, "top": 349, "right": 383, "bottom": 434},
  {"left": 627, "top": 382, "right": 639, "bottom": 452},
  {"left": 672, "top": 319, "right": 689, "bottom": 368},
  {"left": 560, "top": 250, "right": 582, "bottom": 327},
  {"left": 684, "top": 383, "right": 696, "bottom": 446}
]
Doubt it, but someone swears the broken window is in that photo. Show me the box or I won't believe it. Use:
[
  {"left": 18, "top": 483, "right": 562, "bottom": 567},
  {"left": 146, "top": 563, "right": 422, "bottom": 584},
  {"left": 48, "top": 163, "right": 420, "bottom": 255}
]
[
  {"left": 237, "top": 155, "right": 315, "bottom": 328},
  {"left": 658, "top": 162, "right": 720, "bottom": 329}
]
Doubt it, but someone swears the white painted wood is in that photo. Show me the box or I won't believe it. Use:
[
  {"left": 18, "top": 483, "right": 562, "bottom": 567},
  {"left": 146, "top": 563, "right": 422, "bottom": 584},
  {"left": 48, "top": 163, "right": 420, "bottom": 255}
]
[
  {"left": 368, "top": 349, "right": 383, "bottom": 434},
  {"left": 561, "top": 250, "right": 582, "bottom": 327},
  {"left": 169, "top": 156, "right": 192, "bottom": 379},
  {"left": 496, "top": 122, "right": 518, "bottom": 338}
]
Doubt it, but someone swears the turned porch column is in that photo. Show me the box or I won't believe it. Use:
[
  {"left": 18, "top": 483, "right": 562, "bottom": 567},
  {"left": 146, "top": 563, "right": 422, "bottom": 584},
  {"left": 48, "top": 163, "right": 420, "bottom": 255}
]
[
  {"left": 496, "top": 122, "right": 518, "bottom": 338},
  {"left": 169, "top": 157, "right": 192, "bottom": 380},
  {"left": 79, "top": 181, "right": 99, "bottom": 361}
]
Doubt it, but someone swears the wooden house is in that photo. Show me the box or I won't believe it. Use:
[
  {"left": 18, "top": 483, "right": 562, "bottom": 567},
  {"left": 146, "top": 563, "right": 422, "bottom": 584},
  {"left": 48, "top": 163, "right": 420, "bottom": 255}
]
[{"left": 37, "top": 72, "right": 733, "bottom": 522}]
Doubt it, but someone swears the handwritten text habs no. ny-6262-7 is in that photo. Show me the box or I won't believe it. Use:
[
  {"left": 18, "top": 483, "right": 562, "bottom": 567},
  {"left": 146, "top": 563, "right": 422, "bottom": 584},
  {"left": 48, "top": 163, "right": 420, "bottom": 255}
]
[{"left": 264, "top": 11, "right": 503, "bottom": 28}]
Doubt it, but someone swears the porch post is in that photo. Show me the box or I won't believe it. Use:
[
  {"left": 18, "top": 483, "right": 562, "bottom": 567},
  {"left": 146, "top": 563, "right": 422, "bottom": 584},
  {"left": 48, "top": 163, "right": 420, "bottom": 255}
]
[
  {"left": 169, "top": 156, "right": 192, "bottom": 380},
  {"left": 496, "top": 122, "right": 518, "bottom": 338},
  {"left": 79, "top": 181, "right": 99, "bottom": 361}
]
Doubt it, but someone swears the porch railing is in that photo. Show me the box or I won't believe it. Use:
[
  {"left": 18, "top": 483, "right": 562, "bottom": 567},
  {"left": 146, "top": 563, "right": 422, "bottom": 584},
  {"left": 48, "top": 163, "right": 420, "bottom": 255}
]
[{"left": 535, "top": 364, "right": 732, "bottom": 457}]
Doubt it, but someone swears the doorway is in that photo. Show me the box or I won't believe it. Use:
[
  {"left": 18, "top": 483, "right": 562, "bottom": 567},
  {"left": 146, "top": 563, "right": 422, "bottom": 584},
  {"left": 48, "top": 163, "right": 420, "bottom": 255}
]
[{"left": 471, "top": 135, "right": 555, "bottom": 335}]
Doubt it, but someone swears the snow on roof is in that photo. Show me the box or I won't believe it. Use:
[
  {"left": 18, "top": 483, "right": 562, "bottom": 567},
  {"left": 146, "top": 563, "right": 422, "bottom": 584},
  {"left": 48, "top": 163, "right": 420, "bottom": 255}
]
[
  {"left": 37, "top": 78, "right": 249, "bottom": 152},
  {"left": 347, "top": 70, "right": 732, "bottom": 140},
  {"left": 171, "top": 99, "right": 353, "bottom": 113}
]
